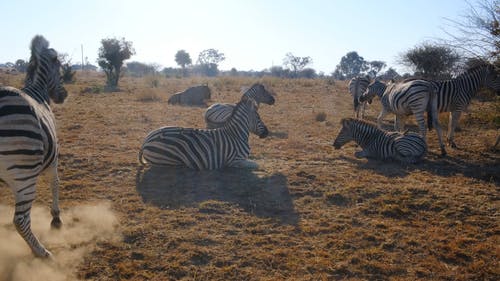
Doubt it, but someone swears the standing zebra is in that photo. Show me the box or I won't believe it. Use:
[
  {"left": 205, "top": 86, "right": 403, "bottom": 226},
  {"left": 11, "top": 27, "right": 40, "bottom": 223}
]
[
  {"left": 359, "top": 79, "right": 446, "bottom": 155},
  {"left": 348, "top": 75, "right": 371, "bottom": 119},
  {"left": 204, "top": 83, "right": 275, "bottom": 129},
  {"left": 333, "top": 118, "right": 427, "bottom": 163},
  {"left": 0, "top": 35, "right": 68, "bottom": 257},
  {"left": 429, "top": 63, "right": 499, "bottom": 148},
  {"left": 139, "top": 96, "right": 262, "bottom": 170}
]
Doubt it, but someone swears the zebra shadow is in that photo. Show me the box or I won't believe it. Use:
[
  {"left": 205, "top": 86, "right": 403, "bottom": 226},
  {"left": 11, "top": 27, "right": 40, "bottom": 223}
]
[
  {"left": 135, "top": 166, "right": 298, "bottom": 225},
  {"left": 339, "top": 152, "right": 499, "bottom": 185}
]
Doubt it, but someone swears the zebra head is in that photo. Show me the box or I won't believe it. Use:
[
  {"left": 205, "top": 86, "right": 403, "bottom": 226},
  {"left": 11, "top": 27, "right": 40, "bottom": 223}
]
[
  {"left": 359, "top": 80, "right": 386, "bottom": 104},
  {"left": 333, "top": 118, "right": 355, "bottom": 149},
  {"left": 244, "top": 83, "right": 276, "bottom": 105},
  {"left": 26, "top": 35, "right": 68, "bottom": 104}
]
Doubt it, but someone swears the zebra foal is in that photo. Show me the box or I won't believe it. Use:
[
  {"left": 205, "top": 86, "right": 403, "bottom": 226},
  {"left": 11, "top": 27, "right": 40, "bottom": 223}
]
[
  {"left": 0, "top": 35, "right": 68, "bottom": 257},
  {"left": 204, "top": 83, "right": 275, "bottom": 129},
  {"left": 333, "top": 118, "right": 427, "bottom": 163},
  {"left": 139, "top": 96, "right": 263, "bottom": 170}
]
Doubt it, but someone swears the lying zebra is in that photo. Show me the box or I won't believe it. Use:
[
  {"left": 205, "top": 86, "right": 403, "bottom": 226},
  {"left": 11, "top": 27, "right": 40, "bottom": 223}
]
[
  {"left": 204, "top": 83, "right": 275, "bottom": 129},
  {"left": 333, "top": 118, "right": 427, "bottom": 163},
  {"left": 139, "top": 96, "right": 263, "bottom": 170}
]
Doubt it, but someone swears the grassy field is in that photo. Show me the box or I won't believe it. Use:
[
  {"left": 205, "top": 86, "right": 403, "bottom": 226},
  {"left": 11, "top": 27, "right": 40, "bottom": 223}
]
[{"left": 0, "top": 72, "right": 499, "bottom": 280}]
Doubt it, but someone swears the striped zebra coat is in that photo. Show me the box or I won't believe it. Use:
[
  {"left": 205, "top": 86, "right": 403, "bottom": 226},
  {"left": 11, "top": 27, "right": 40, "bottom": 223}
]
[
  {"left": 333, "top": 118, "right": 427, "bottom": 163},
  {"left": 429, "top": 63, "right": 499, "bottom": 148},
  {"left": 348, "top": 76, "right": 371, "bottom": 119},
  {"left": 139, "top": 96, "right": 261, "bottom": 170},
  {"left": 204, "top": 83, "right": 275, "bottom": 129},
  {"left": 359, "top": 79, "right": 446, "bottom": 155},
  {"left": 0, "top": 35, "right": 68, "bottom": 257}
]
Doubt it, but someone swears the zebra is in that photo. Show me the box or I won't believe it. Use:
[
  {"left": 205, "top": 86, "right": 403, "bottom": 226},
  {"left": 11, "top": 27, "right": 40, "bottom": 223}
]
[
  {"left": 139, "top": 96, "right": 263, "bottom": 170},
  {"left": 347, "top": 75, "right": 371, "bottom": 119},
  {"left": 203, "top": 102, "right": 269, "bottom": 138},
  {"left": 0, "top": 35, "right": 68, "bottom": 258},
  {"left": 359, "top": 79, "right": 446, "bottom": 155},
  {"left": 428, "top": 63, "right": 499, "bottom": 148},
  {"left": 204, "top": 83, "right": 275, "bottom": 129},
  {"left": 333, "top": 118, "right": 427, "bottom": 163}
]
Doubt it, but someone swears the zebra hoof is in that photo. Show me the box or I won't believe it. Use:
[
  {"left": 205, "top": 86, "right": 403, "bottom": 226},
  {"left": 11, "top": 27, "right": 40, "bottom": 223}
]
[
  {"left": 51, "top": 217, "right": 62, "bottom": 229},
  {"left": 440, "top": 147, "right": 447, "bottom": 157}
]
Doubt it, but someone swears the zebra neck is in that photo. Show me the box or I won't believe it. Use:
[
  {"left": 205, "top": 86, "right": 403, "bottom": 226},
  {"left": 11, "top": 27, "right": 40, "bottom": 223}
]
[
  {"left": 452, "top": 70, "right": 485, "bottom": 96},
  {"left": 22, "top": 73, "right": 51, "bottom": 105},
  {"left": 352, "top": 123, "right": 382, "bottom": 146},
  {"left": 222, "top": 103, "right": 251, "bottom": 142}
]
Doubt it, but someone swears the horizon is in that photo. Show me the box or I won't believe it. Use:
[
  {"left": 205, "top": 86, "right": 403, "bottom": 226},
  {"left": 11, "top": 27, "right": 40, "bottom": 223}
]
[{"left": 0, "top": 0, "right": 474, "bottom": 74}]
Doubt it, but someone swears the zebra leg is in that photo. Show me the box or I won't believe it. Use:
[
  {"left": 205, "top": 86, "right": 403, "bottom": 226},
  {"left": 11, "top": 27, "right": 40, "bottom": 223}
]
[
  {"left": 447, "top": 111, "right": 462, "bottom": 148},
  {"left": 377, "top": 108, "right": 388, "bottom": 129},
  {"left": 45, "top": 162, "right": 62, "bottom": 229},
  {"left": 395, "top": 115, "right": 407, "bottom": 132},
  {"left": 228, "top": 159, "right": 259, "bottom": 169},
  {"left": 10, "top": 179, "right": 52, "bottom": 258}
]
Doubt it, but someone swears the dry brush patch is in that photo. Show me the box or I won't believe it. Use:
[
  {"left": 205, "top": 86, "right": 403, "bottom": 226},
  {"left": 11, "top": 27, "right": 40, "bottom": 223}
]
[{"left": 0, "top": 73, "right": 498, "bottom": 280}]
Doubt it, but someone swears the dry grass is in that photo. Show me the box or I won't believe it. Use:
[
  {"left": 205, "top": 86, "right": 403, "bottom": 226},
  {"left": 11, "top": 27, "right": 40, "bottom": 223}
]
[{"left": 0, "top": 72, "right": 499, "bottom": 280}]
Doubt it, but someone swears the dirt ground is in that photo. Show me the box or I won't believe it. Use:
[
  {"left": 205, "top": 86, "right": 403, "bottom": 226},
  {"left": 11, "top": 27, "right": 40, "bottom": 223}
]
[{"left": 0, "top": 73, "right": 499, "bottom": 280}]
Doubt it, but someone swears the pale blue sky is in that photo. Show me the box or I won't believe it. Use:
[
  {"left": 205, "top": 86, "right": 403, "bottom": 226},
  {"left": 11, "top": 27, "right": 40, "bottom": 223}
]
[{"left": 0, "top": 0, "right": 472, "bottom": 73}]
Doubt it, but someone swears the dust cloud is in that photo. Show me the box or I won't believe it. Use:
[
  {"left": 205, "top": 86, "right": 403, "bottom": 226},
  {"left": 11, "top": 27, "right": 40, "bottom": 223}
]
[{"left": 0, "top": 202, "right": 119, "bottom": 281}]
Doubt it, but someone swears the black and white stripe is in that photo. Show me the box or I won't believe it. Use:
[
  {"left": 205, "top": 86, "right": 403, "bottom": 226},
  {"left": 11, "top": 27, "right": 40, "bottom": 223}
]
[
  {"left": 430, "top": 63, "right": 499, "bottom": 148},
  {"left": 348, "top": 76, "right": 371, "bottom": 119},
  {"left": 0, "top": 35, "right": 68, "bottom": 257},
  {"left": 204, "top": 83, "right": 275, "bottom": 129},
  {"left": 333, "top": 118, "right": 427, "bottom": 163},
  {"left": 139, "top": 96, "right": 262, "bottom": 170},
  {"left": 359, "top": 79, "right": 446, "bottom": 155}
]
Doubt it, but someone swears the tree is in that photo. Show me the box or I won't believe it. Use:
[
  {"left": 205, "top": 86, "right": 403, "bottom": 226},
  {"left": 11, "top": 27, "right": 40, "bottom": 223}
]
[
  {"left": 441, "top": 0, "right": 499, "bottom": 61},
  {"left": 283, "top": 52, "right": 312, "bottom": 78},
  {"left": 97, "top": 37, "right": 135, "bottom": 89},
  {"left": 14, "top": 59, "right": 28, "bottom": 72},
  {"left": 379, "top": 67, "right": 401, "bottom": 81},
  {"left": 366, "top": 60, "right": 387, "bottom": 78},
  {"left": 175, "top": 50, "right": 192, "bottom": 77},
  {"left": 332, "top": 51, "right": 367, "bottom": 80},
  {"left": 126, "top": 61, "right": 158, "bottom": 77},
  {"left": 399, "top": 43, "right": 460, "bottom": 79},
  {"left": 196, "top": 48, "right": 225, "bottom": 76}
]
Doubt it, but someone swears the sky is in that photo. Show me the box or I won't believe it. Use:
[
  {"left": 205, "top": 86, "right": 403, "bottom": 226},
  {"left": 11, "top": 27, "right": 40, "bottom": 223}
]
[{"left": 0, "top": 0, "right": 473, "bottom": 74}]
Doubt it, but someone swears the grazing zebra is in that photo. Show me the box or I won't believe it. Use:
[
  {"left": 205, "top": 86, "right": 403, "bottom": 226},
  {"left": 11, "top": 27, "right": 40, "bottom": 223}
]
[
  {"left": 348, "top": 76, "right": 371, "bottom": 119},
  {"left": 139, "top": 96, "right": 262, "bottom": 170},
  {"left": 429, "top": 63, "right": 499, "bottom": 148},
  {"left": 333, "top": 118, "right": 427, "bottom": 163},
  {"left": 204, "top": 83, "right": 275, "bottom": 129},
  {"left": 0, "top": 35, "right": 68, "bottom": 257},
  {"left": 359, "top": 79, "right": 446, "bottom": 155}
]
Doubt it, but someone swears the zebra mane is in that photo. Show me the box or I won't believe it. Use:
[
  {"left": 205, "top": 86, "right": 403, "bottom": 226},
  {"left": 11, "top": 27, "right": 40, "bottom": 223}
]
[
  {"left": 342, "top": 117, "right": 378, "bottom": 129},
  {"left": 25, "top": 35, "right": 60, "bottom": 87},
  {"left": 464, "top": 61, "right": 494, "bottom": 75}
]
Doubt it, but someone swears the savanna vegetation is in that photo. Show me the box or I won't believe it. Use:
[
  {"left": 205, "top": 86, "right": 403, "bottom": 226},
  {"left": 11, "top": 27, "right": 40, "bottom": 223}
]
[{"left": 0, "top": 70, "right": 498, "bottom": 280}]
